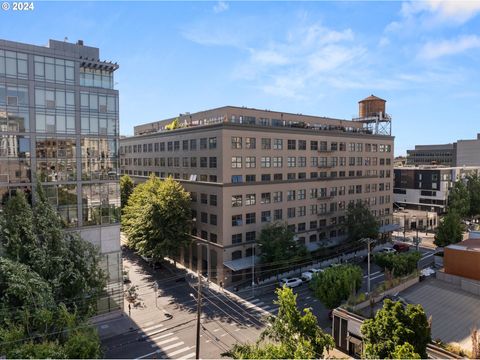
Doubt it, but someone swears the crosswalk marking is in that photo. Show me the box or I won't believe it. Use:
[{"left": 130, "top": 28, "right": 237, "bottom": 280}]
[
  {"left": 250, "top": 298, "right": 261, "bottom": 304},
  {"left": 162, "top": 341, "right": 185, "bottom": 351},
  {"left": 139, "top": 323, "right": 163, "bottom": 334},
  {"left": 260, "top": 305, "right": 270, "bottom": 310},
  {"left": 150, "top": 336, "right": 179, "bottom": 347},
  {"left": 181, "top": 352, "right": 196, "bottom": 359},
  {"left": 213, "top": 328, "right": 220, "bottom": 332},
  {"left": 146, "top": 332, "right": 174, "bottom": 342},
  {"left": 169, "top": 347, "right": 192, "bottom": 357}
]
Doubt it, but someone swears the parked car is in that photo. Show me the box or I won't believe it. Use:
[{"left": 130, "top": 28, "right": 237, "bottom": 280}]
[
  {"left": 279, "top": 277, "right": 303, "bottom": 288},
  {"left": 301, "top": 271, "right": 314, "bottom": 282},
  {"left": 379, "top": 247, "right": 397, "bottom": 254},
  {"left": 310, "top": 268, "right": 324, "bottom": 274},
  {"left": 393, "top": 242, "right": 410, "bottom": 253},
  {"left": 420, "top": 267, "right": 435, "bottom": 281}
]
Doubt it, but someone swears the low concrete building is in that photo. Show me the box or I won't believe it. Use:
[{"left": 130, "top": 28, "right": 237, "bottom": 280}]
[
  {"left": 444, "top": 236, "right": 480, "bottom": 282},
  {"left": 393, "top": 208, "right": 438, "bottom": 232}
]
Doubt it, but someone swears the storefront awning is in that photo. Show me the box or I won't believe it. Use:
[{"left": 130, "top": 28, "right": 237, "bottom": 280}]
[{"left": 223, "top": 256, "right": 260, "bottom": 272}]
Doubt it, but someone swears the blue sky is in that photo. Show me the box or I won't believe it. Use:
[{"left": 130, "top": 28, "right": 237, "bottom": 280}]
[{"left": 1, "top": 1, "right": 480, "bottom": 155}]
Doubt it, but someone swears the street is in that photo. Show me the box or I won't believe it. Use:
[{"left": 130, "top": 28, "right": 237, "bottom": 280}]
[{"left": 98, "top": 243, "right": 436, "bottom": 359}]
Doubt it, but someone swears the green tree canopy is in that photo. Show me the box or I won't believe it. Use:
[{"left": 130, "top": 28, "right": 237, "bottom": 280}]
[
  {"left": 373, "top": 252, "right": 421, "bottom": 277},
  {"left": 361, "top": 299, "right": 431, "bottom": 359},
  {"left": 309, "top": 264, "right": 363, "bottom": 309},
  {"left": 448, "top": 181, "right": 470, "bottom": 218},
  {"left": 434, "top": 211, "right": 463, "bottom": 247},
  {"left": 257, "top": 222, "right": 308, "bottom": 267},
  {"left": 0, "top": 184, "right": 106, "bottom": 312},
  {"left": 346, "top": 202, "right": 379, "bottom": 242},
  {"left": 120, "top": 174, "right": 135, "bottom": 209},
  {"left": 0, "top": 184, "right": 105, "bottom": 358},
  {"left": 122, "top": 175, "right": 192, "bottom": 260},
  {"left": 467, "top": 173, "right": 480, "bottom": 217},
  {"left": 223, "top": 287, "right": 334, "bottom": 359}
]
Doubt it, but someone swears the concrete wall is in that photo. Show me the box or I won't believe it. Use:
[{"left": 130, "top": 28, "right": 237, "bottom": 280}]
[
  {"left": 437, "top": 271, "right": 480, "bottom": 296},
  {"left": 456, "top": 138, "right": 480, "bottom": 166}
]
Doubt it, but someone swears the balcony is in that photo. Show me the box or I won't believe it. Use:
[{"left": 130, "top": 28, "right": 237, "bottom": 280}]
[{"left": 317, "top": 195, "right": 334, "bottom": 201}]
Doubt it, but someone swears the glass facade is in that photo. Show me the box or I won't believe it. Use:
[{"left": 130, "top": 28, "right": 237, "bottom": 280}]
[{"left": 0, "top": 39, "right": 121, "bottom": 312}]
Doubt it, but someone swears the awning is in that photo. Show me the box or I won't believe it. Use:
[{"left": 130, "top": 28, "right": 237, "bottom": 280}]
[
  {"left": 379, "top": 223, "right": 401, "bottom": 233},
  {"left": 223, "top": 256, "right": 260, "bottom": 272}
]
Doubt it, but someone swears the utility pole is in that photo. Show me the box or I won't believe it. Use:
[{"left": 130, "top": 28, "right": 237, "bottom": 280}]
[
  {"left": 403, "top": 214, "right": 406, "bottom": 241},
  {"left": 367, "top": 240, "right": 371, "bottom": 294},
  {"left": 195, "top": 271, "right": 202, "bottom": 359},
  {"left": 252, "top": 242, "right": 255, "bottom": 298}
]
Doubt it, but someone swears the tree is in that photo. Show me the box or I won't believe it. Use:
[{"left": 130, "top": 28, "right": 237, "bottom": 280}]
[
  {"left": 467, "top": 174, "right": 480, "bottom": 217},
  {"left": 361, "top": 299, "right": 431, "bottom": 359},
  {"left": 223, "top": 287, "right": 334, "bottom": 359},
  {"left": 434, "top": 211, "right": 463, "bottom": 247},
  {"left": 448, "top": 181, "right": 470, "bottom": 218},
  {"left": 309, "top": 264, "right": 363, "bottom": 309},
  {"left": 257, "top": 222, "right": 308, "bottom": 271},
  {"left": 391, "top": 343, "right": 421, "bottom": 359},
  {"left": 0, "top": 183, "right": 107, "bottom": 314},
  {"left": 0, "top": 183, "right": 105, "bottom": 358},
  {"left": 120, "top": 175, "right": 135, "bottom": 209},
  {"left": 122, "top": 175, "right": 192, "bottom": 260},
  {"left": 346, "top": 202, "right": 379, "bottom": 242},
  {"left": 373, "top": 252, "right": 421, "bottom": 277}
]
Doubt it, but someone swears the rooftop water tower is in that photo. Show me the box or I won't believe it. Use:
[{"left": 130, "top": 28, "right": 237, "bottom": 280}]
[{"left": 354, "top": 95, "right": 392, "bottom": 135}]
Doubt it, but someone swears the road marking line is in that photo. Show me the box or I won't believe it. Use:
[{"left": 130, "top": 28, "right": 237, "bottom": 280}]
[
  {"left": 144, "top": 321, "right": 154, "bottom": 326},
  {"left": 250, "top": 298, "right": 261, "bottom": 304},
  {"left": 134, "top": 350, "right": 161, "bottom": 359},
  {"left": 141, "top": 327, "right": 167, "bottom": 338},
  {"left": 230, "top": 322, "right": 236, "bottom": 326},
  {"left": 268, "top": 307, "right": 278, "bottom": 313},
  {"left": 363, "top": 271, "right": 381, "bottom": 279},
  {"left": 150, "top": 336, "right": 179, "bottom": 348},
  {"left": 146, "top": 332, "right": 174, "bottom": 342},
  {"left": 235, "top": 328, "right": 240, "bottom": 332},
  {"left": 306, "top": 296, "right": 311, "bottom": 300},
  {"left": 205, "top": 340, "right": 211, "bottom": 343},
  {"left": 168, "top": 346, "right": 192, "bottom": 357},
  {"left": 139, "top": 323, "right": 163, "bottom": 333},
  {"left": 313, "top": 300, "right": 318, "bottom": 302},
  {"left": 162, "top": 341, "right": 185, "bottom": 351},
  {"left": 260, "top": 305, "right": 271, "bottom": 310},
  {"left": 213, "top": 328, "right": 220, "bottom": 332},
  {"left": 181, "top": 352, "right": 196, "bottom": 359},
  {"left": 371, "top": 274, "right": 384, "bottom": 281},
  {"left": 220, "top": 333, "right": 227, "bottom": 337}
]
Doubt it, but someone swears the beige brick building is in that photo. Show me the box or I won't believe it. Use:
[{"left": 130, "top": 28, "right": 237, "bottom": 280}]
[{"left": 120, "top": 97, "right": 394, "bottom": 286}]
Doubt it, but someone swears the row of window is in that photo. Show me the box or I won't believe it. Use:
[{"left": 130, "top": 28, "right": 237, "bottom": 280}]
[
  {"left": 230, "top": 136, "right": 392, "bottom": 152},
  {"left": 231, "top": 156, "right": 391, "bottom": 168},
  {"left": 79, "top": 67, "right": 114, "bottom": 90},
  {"left": 0, "top": 50, "right": 28, "bottom": 79},
  {"left": 230, "top": 204, "right": 391, "bottom": 226},
  {"left": 121, "top": 156, "right": 217, "bottom": 168},
  {"left": 120, "top": 169, "right": 218, "bottom": 182},
  {"left": 120, "top": 137, "right": 217, "bottom": 154},
  {"left": 230, "top": 169, "right": 391, "bottom": 183},
  {"left": 34, "top": 56, "right": 75, "bottom": 84}
]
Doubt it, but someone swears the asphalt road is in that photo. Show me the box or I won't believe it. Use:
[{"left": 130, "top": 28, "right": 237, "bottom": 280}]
[
  {"left": 101, "top": 249, "right": 264, "bottom": 359},
  {"left": 100, "top": 245, "right": 436, "bottom": 359}
]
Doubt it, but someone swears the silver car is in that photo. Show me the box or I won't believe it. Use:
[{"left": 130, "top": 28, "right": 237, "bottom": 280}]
[{"left": 279, "top": 277, "right": 303, "bottom": 288}]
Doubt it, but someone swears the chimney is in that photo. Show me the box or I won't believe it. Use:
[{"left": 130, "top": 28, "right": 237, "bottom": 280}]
[{"left": 77, "top": 40, "right": 84, "bottom": 46}]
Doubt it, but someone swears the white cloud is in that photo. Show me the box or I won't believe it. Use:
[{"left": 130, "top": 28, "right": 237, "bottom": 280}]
[
  {"left": 403, "top": 0, "right": 480, "bottom": 24},
  {"left": 213, "top": 1, "right": 229, "bottom": 14},
  {"left": 418, "top": 35, "right": 480, "bottom": 60}
]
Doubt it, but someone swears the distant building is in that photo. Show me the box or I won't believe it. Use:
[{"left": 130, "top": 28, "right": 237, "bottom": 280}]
[
  {"left": 406, "top": 134, "right": 480, "bottom": 166},
  {"left": 394, "top": 166, "right": 480, "bottom": 213},
  {"left": 406, "top": 144, "right": 456, "bottom": 166},
  {"left": 120, "top": 96, "right": 394, "bottom": 286}
]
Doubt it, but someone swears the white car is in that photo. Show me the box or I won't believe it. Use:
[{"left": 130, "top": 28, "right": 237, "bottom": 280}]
[
  {"left": 301, "top": 271, "right": 314, "bottom": 282},
  {"left": 279, "top": 277, "right": 303, "bottom": 288},
  {"left": 379, "top": 247, "right": 397, "bottom": 254},
  {"left": 301, "top": 268, "right": 324, "bottom": 282}
]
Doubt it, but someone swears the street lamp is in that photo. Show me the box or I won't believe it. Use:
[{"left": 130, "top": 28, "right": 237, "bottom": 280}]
[{"left": 190, "top": 271, "right": 203, "bottom": 359}]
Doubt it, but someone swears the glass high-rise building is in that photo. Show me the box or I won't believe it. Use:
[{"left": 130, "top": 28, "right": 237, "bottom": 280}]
[{"left": 0, "top": 38, "right": 122, "bottom": 312}]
